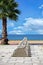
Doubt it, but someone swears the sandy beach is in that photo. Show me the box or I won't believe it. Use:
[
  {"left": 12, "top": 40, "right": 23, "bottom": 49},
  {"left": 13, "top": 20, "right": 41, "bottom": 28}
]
[
  {"left": 0, "top": 40, "right": 43, "bottom": 45},
  {"left": 8, "top": 40, "right": 43, "bottom": 45},
  {"left": 28, "top": 40, "right": 43, "bottom": 44},
  {"left": 8, "top": 40, "right": 21, "bottom": 45}
]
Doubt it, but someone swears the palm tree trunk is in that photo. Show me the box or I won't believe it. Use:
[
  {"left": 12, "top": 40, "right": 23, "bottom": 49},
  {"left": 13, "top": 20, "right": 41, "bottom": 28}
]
[{"left": 1, "top": 17, "right": 8, "bottom": 44}]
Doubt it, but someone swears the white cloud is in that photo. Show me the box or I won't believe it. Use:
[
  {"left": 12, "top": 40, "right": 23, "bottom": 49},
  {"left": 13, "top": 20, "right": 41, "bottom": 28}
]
[
  {"left": 24, "top": 18, "right": 43, "bottom": 34},
  {"left": 7, "top": 22, "right": 14, "bottom": 27},
  {"left": 37, "top": 30, "right": 43, "bottom": 34},
  {"left": 39, "top": 4, "right": 43, "bottom": 16},
  {"left": 39, "top": 4, "right": 43, "bottom": 9},
  {"left": 24, "top": 17, "right": 43, "bottom": 26},
  {"left": 9, "top": 17, "right": 43, "bottom": 34},
  {"left": 9, "top": 30, "right": 24, "bottom": 34}
]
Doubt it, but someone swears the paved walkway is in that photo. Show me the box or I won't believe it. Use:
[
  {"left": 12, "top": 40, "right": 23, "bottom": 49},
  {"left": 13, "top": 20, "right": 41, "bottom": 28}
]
[{"left": 0, "top": 45, "right": 43, "bottom": 65}]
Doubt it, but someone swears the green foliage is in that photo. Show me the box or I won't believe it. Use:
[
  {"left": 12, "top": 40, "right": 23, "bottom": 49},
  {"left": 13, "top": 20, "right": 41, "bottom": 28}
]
[{"left": 0, "top": 0, "right": 20, "bottom": 20}]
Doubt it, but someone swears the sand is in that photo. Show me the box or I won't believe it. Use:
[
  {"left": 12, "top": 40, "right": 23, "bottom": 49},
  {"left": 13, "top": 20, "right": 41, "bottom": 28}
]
[
  {"left": 8, "top": 40, "right": 43, "bottom": 45},
  {"left": 8, "top": 40, "right": 22, "bottom": 45},
  {"left": 28, "top": 40, "right": 43, "bottom": 44},
  {"left": 0, "top": 40, "right": 43, "bottom": 45}
]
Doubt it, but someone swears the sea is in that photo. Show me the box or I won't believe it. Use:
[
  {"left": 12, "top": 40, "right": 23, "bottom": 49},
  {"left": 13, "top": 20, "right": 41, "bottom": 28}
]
[{"left": 0, "top": 34, "right": 43, "bottom": 40}]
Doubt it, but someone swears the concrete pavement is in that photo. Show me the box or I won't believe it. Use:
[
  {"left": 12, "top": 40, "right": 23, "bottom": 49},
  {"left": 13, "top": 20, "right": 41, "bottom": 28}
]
[{"left": 0, "top": 45, "right": 43, "bottom": 65}]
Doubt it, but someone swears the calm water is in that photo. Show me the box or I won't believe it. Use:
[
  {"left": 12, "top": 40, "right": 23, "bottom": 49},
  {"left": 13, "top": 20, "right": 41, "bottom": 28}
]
[{"left": 0, "top": 35, "right": 43, "bottom": 40}]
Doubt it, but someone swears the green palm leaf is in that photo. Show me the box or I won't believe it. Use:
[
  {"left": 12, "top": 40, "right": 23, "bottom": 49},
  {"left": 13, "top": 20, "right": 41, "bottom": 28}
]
[{"left": 0, "top": 0, "right": 20, "bottom": 44}]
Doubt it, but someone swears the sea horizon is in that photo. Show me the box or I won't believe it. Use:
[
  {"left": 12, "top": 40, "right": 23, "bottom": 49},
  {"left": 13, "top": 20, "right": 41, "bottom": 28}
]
[{"left": 0, "top": 34, "right": 43, "bottom": 40}]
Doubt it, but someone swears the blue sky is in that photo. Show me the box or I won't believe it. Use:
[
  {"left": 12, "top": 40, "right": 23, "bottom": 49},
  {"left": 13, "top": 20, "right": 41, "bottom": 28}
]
[{"left": 0, "top": 0, "right": 43, "bottom": 34}]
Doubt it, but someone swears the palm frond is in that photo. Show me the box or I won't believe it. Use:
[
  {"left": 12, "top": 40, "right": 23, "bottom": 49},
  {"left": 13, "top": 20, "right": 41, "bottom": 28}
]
[
  {"left": 14, "top": 9, "right": 20, "bottom": 14},
  {"left": 0, "top": 13, "right": 3, "bottom": 18},
  {"left": 8, "top": 12, "right": 18, "bottom": 21},
  {"left": 0, "top": 0, "right": 20, "bottom": 21}
]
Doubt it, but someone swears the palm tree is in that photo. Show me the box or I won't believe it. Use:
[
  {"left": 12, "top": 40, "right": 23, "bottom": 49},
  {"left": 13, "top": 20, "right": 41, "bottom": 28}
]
[{"left": 0, "top": 0, "right": 20, "bottom": 44}]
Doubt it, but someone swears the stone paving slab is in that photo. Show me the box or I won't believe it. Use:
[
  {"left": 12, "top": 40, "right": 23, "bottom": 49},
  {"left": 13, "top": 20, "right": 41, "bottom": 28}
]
[
  {"left": 0, "top": 45, "right": 43, "bottom": 65},
  {"left": 0, "top": 62, "right": 15, "bottom": 65},
  {"left": 2, "top": 57, "right": 10, "bottom": 63},
  {"left": 15, "top": 63, "right": 33, "bottom": 65},
  {"left": 0, "top": 45, "right": 18, "bottom": 57}
]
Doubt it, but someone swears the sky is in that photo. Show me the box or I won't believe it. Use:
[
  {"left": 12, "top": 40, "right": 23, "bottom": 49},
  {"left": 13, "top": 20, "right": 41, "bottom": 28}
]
[{"left": 0, "top": 0, "right": 43, "bottom": 35}]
